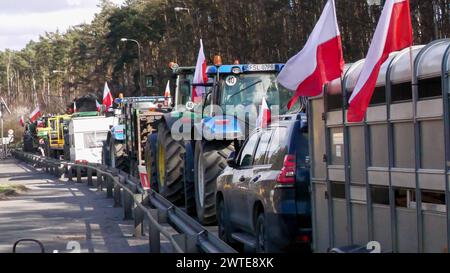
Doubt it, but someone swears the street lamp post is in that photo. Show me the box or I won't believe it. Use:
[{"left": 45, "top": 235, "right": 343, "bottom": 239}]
[
  {"left": 52, "top": 70, "right": 69, "bottom": 104},
  {"left": 121, "top": 38, "right": 144, "bottom": 96}
]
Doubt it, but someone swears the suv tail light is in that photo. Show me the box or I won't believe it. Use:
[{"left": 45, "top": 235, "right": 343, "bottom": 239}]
[{"left": 276, "top": 155, "right": 296, "bottom": 184}]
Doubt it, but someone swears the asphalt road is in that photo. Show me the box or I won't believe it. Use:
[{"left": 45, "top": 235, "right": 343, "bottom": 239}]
[{"left": 0, "top": 158, "right": 157, "bottom": 253}]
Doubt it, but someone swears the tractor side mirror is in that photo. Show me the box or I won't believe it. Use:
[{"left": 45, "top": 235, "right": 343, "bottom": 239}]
[{"left": 227, "top": 152, "right": 237, "bottom": 168}]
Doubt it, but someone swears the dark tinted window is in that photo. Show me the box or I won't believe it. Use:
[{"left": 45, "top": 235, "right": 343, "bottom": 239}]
[
  {"left": 331, "top": 182, "right": 346, "bottom": 199},
  {"left": 238, "top": 132, "right": 260, "bottom": 167},
  {"left": 391, "top": 82, "right": 412, "bottom": 102},
  {"left": 267, "top": 127, "right": 289, "bottom": 169},
  {"left": 253, "top": 131, "right": 272, "bottom": 165},
  {"left": 371, "top": 186, "right": 390, "bottom": 205},
  {"left": 418, "top": 77, "right": 442, "bottom": 99},
  {"left": 327, "top": 93, "right": 343, "bottom": 111},
  {"left": 369, "top": 86, "right": 386, "bottom": 105}
]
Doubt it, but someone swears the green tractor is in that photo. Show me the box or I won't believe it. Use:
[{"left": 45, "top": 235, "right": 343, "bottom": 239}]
[{"left": 148, "top": 61, "right": 301, "bottom": 225}]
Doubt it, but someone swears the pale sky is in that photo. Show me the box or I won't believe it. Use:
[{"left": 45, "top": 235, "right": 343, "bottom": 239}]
[{"left": 0, "top": 0, "right": 125, "bottom": 51}]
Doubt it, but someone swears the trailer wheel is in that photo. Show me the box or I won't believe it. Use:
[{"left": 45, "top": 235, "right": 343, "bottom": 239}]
[
  {"left": 156, "top": 123, "right": 185, "bottom": 206},
  {"left": 194, "top": 142, "right": 234, "bottom": 225},
  {"left": 144, "top": 133, "right": 158, "bottom": 191}
]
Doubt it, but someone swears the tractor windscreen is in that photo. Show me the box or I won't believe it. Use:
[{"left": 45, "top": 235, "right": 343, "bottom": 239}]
[
  {"left": 176, "top": 73, "right": 194, "bottom": 106},
  {"left": 220, "top": 73, "right": 301, "bottom": 115}
]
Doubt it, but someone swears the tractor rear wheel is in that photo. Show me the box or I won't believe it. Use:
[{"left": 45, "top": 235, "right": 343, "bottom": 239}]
[
  {"left": 194, "top": 142, "right": 234, "bottom": 225},
  {"left": 156, "top": 122, "right": 185, "bottom": 206},
  {"left": 144, "top": 133, "right": 159, "bottom": 191}
]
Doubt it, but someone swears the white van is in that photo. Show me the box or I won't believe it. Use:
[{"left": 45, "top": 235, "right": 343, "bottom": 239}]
[{"left": 68, "top": 115, "right": 117, "bottom": 164}]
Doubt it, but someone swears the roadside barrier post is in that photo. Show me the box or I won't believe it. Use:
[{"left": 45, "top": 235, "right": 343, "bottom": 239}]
[
  {"left": 123, "top": 188, "right": 133, "bottom": 220},
  {"left": 76, "top": 165, "right": 82, "bottom": 183},
  {"left": 134, "top": 200, "right": 144, "bottom": 238},
  {"left": 106, "top": 172, "right": 114, "bottom": 198},
  {"left": 113, "top": 177, "right": 123, "bottom": 208},
  {"left": 67, "top": 165, "right": 73, "bottom": 182},
  {"left": 149, "top": 209, "right": 161, "bottom": 253},
  {"left": 87, "top": 167, "right": 93, "bottom": 186}
]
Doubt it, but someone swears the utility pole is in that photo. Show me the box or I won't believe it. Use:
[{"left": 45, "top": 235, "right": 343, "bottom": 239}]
[
  {"left": 0, "top": 97, "right": 11, "bottom": 159},
  {"left": 121, "top": 38, "right": 144, "bottom": 96}
]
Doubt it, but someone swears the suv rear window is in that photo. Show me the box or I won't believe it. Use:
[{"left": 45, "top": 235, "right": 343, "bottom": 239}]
[{"left": 266, "top": 127, "right": 289, "bottom": 169}]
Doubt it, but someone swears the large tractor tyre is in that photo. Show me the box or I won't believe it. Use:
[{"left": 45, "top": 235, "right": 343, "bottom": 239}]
[
  {"left": 194, "top": 142, "right": 234, "bottom": 225},
  {"left": 155, "top": 122, "right": 185, "bottom": 206},
  {"left": 183, "top": 142, "right": 196, "bottom": 216},
  {"left": 144, "top": 133, "right": 159, "bottom": 191},
  {"left": 110, "top": 140, "right": 128, "bottom": 173},
  {"left": 46, "top": 141, "right": 55, "bottom": 159}
]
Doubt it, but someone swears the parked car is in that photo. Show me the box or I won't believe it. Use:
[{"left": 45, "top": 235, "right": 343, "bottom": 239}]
[{"left": 215, "top": 113, "right": 311, "bottom": 253}]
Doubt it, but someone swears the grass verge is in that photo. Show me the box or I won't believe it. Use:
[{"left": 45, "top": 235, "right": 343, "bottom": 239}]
[{"left": 0, "top": 184, "right": 29, "bottom": 200}]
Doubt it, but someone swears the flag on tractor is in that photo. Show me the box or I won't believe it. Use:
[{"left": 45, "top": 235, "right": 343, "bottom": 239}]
[
  {"left": 29, "top": 106, "right": 41, "bottom": 122},
  {"left": 192, "top": 39, "right": 208, "bottom": 103},
  {"left": 19, "top": 116, "right": 25, "bottom": 127},
  {"left": 103, "top": 82, "right": 114, "bottom": 109},
  {"left": 277, "top": 0, "right": 344, "bottom": 109},
  {"left": 164, "top": 80, "right": 172, "bottom": 107},
  {"left": 347, "top": 0, "right": 413, "bottom": 122},
  {"left": 96, "top": 100, "right": 102, "bottom": 112},
  {"left": 256, "top": 97, "right": 271, "bottom": 129}
]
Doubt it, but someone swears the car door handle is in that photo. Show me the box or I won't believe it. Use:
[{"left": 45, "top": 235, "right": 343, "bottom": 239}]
[
  {"left": 239, "top": 176, "right": 246, "bottom": 182},
  {"left": 252, "top": 175, "right": 262, "bottom": 182}
]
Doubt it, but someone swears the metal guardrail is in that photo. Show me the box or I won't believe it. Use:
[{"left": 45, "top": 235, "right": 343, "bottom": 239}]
[{"left": 12, "top": 151, "right": 237, "bottom": 254}]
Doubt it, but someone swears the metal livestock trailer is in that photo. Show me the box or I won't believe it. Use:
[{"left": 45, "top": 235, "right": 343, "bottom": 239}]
[{"left": 309, "top": 39, "right": 450, "bottom": 253}]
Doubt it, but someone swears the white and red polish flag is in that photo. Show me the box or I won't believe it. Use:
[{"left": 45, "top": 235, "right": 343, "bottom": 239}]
[
  {"left": 73, "top": 102, "right": 77, "bottom": 113},
  {"left": 192, "top": 39, "right": 208, "bottom": 103},
  {"left": 103, "top": 82, "right": 114, "bottom": 109},
  {"left": 19, "top": 116, "right": 25, "bottom": 127},
  {"left": 164, "top": 80, "right": 172, "bottom": 106},
  {"left": 348, "top": 0, "right": 412, "bottom": 122},
  {"left": 277, "top": 0, "right": 344, "bottom": 109},
  {"left": 29, "top": 106, "right": 41, "bottom": 122},
  {"left": 96, "top": 100, "right": 102, "bottom": 112},
  {"left": 257, "top": 97, "right": 271, "bottom": 129}
]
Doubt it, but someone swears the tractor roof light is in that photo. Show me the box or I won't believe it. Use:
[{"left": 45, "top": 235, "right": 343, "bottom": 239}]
[
  {"left": 214, "top": 55, "right": 223, "bottom": 67},
  {"left": 169, "top": 61, "right": 179, "bottom": 70}
]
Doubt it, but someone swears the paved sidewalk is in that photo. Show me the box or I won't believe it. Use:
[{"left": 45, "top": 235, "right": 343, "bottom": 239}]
[{"left": 0, "top": 158, "right": 152, "bottom": 253}]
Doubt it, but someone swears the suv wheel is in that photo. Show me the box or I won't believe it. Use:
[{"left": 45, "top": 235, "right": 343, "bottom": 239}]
[
  {"left": 255, "top": 213, "right": 267, "bottom": 253},
  {"left": 217, "top": 198, "right": 229, "bottom": 242}
]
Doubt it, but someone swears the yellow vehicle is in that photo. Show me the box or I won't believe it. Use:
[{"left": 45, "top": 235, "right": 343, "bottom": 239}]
[{"left": 40, "top": 114, "right": 72, "bottom": 158}]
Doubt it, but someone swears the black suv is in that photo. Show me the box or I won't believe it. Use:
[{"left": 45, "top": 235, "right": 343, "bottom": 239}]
[{"left": 216, "top": 113, "right": 311, "bottom": 253}]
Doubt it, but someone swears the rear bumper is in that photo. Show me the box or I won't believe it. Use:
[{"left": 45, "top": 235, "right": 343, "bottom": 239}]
[{"left": 265, "top": 212, "right": 312, "bottom": 251}]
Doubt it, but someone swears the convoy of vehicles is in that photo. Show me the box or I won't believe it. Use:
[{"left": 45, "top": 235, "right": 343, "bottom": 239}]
[{"left": 19, "top": 37, "right": 450, "bottom": 253}]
